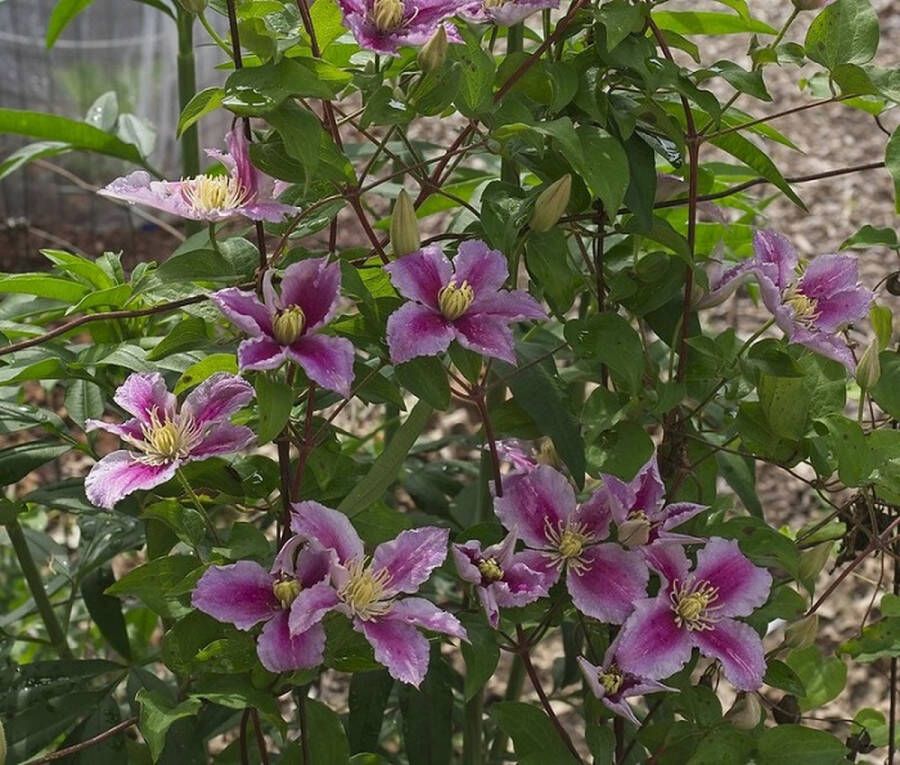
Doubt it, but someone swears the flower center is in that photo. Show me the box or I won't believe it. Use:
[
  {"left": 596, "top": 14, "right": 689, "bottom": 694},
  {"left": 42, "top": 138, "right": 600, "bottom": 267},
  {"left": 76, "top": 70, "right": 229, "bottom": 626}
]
[
  {"left": 437, "top": 280, "right": 475, "bottom": 320},
  {"left": 338, "top": 558, "right": 394, "bottom": 621},
  {"left": 483, "top": 0, "right": 509, "bottom": 7},
  {"left": 783, "top": 287, "right": 819, "bottom": 325},
  {"left": 272, "top": 305, "right": 307, "bottom": 345},
  {"left": 182, "top": 174, "right": 250, "bottom": 214},
  {"left": 272, "top": 578, "right": 301, "bottom": 609},
  {"left": 372, "top": 0, "right": 404, "bottom": 31},
  {"left": 544, "top": 519, "right": 593, "bottom": 572},
  {"left": 670, "top": 578, "right": 720, "bottom": 631},
  {"left": 618, "top": 510, "right": 651, "bottom": 548},
  {"left": 598, "top": 665, "right": 624, "bottom": 695},
  {"left": 139, "top": 410, "right": 203, "bottom": 464},
  {"left": 477, "top": 557, "right": 504, "bottom": 584}
]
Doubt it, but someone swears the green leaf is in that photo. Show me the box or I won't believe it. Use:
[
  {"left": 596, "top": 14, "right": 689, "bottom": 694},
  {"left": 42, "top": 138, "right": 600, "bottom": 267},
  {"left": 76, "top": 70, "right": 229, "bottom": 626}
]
[
  {"left": 82, "top": 566, "right": 132, "bottom": 659},
  {"left": 871, "top": 351, "right": 900, "bottom": 417},
  {"left": 887, "top": 127, "right": 900, "bottom": 213},
  {"left": 338, "top": 400, "right": 433, "bottom": 517},
  {"left": 564, "top": 313, "right": 644, "bottom": 392},
  {"left": 254, "top": 375, "right": 293, "bottom": 445},
  {"left": 716, "top": 450, "right": 762, "bottom": 517},
  {"left": 65, "top": 379, "right": 105, "bottom": 428},
  {"left": 763, "top": 659, "right": 806, "bottom": 696},
  {"left": 42, "top": 249, "right": 115, "bottom": 289},
  {"left": 805, "top": 0, "right": 880, "bottom": 70},
  {"left": 106, "top": 554, "right": 200, "bottom": 619},
  {"left": 785, "top": 646, "right": 847, "bottom": 711},
  {"left": 870, "top": 304, "right": 893, "bottom": 350},
  {"left": 652, "top": 10, "right": 777, "bottom": 36},
  {"left": 702, "top": 60, "right": 771, "bottom": 101},
  {"left": 136, "top": 689, "right": 202, "bottom": 762},
  {"left": 0, "top": 109, "right": 143, "bottom": 165},
  {"left": 755, "top": 725, "right": 846, "bottom": 765},
  {"left": 822, "top": 415, "right": 873, "bottom": 487},
  {"left": 575, "top": 127, "right": 630, "bottom": 214},
  {"left": 459, "top": 613, "right": 500, "bottom": 701},
  {"left": 398, "top": 649, "right": 453, "bottom": 765},
  {"left": 0, "top": 272, "right": 90, "bottom": 302},
  {"left": 709, "top": 132, "right": 805, "bottom": 209},
  {"left": 268, "top": 101, "right": 325, "bottom": 174},
  {"left": 177, "top": 87, "right": 224, "bottom": 138},
  {"left": 47, "top": 0, "right": 95, "bottom": 47},
  {"left": 175, "top": 353, "right": 238, "bottom": 394},
  {"left": 223, "top": 59, "right": 347, "bottom": 116},
  {"left": 301, "top": 699, "right": 352, "bottom": 764},
  {"left": 840, "top": 616, "right": 900, "bottom": 661},
  {"left": 348, "top": 670, "right": 394, "bottom": 754},
  {"left": 394, "top": 356, "right": 451, "bottom": 410},
  {"left": 146, "top": 317, "right": 209, "bottom": 361},
  {"left": 0, "top": 401, "right": 66, "bottom": 434},
  {"left": 492, "top": 702, "right": 579, "bottom": 764},
  {"left": 0, "top": 141, "right": 71, "bottom": 182},
  {"left": 0, "top": 440, "right": 71, "bottom": 486}
]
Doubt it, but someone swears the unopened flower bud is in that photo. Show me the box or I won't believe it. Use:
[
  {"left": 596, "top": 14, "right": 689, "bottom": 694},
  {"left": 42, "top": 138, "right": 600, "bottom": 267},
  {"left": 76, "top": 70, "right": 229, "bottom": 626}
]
[
  {"left": 725, "top": 693, "right": 764, "bottom": 730},
  {"left": 418, "top": 26, "right": 448, "bottom": 73},
  {"left": 390, "top": 189, "right": 420, "bottom": 257},
  {"left": 856, "top": 340, "right": 881, "bottom": 390},
  {"left": 618, "top": 512, "right": 652, "bottom": 548},
  {"left": 273, "top": 306, "right": 306, "bottom": 345},
  {"left": 529, "top": 174, "right": 571, "bottom": 233},
  {"left": 373, "top": 0, "right": 404, "bottom": 32},
  {"left": 176, "top": 0, "right": 208, "bottom": 13},
  {"left": 536, "top": 437, "right": 560, "bottom": 468}
]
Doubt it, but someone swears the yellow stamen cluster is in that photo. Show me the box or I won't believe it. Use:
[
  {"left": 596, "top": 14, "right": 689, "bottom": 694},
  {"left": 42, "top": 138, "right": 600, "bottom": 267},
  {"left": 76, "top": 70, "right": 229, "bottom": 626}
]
[
  {"left": 437, "top": 280, "right": 475, "bottom": 320},
  {"left": 783, "top": 287, "right": 819, "bottom": 325},
  {"left": 483, "top": 0, "right": 509, "bottom": 7},
  {"left": 273, "top": 305, "right": 307, "bottom": 345},
  {"left": 338, "top": 558, "right": 394, "bottom": 621},
  {"left": 139, "top": 409, "right": 203, "bottom": 464},
  {"left": 599, "top": 665, "right": 624, "bottom": 696},
  {"left": 182, "top": 174, "right": 250, "bottom": 214},
  {"left": 372, "top": 0, "right": 404, "bottom": 31},
  {"left": 544, "top": 519, "right": 593, "bottom": 573},
  {"left": 670, "top": 578, "right": 720, "bottom": 631},
  {"left": 273, "top": 578, "right": 301, "bottom": 609},
  {"left": 477, "top": 557, "right": 504, "bottom": 583},
  {"left": 618, "top": 510, "right": 652, "bottom": 548}
]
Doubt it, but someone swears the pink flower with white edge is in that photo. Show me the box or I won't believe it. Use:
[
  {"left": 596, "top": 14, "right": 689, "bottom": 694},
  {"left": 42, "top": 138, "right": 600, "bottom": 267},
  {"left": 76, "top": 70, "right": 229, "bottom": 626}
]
[
  {"left": 99, "top": 127, "right": 296, "bottom": 223},
  {"left": 493, "top": 465, "right": 649, "bottom": 624},
  {"left": 212, "top": 258, "right": 355, "bottom": 397},
  {"left": 616, "top": 540, "right": 772, "bottom": 691},
  {"left": 192, "top": 537, "right": 330, "bottom": 672},
  {"left": 84, "top": 372, "right": 254, "bottom": 509},
  {"left": 287, "top": 501, "right": 467, "bottom": 687},
  {"left": 337, "top": 0, "right": 468, "bottom": 54},
  {"left": 385, "top": 240, "right": 545, "bottom": 365},
  {"left": 452, "top": 531, "right": 556, "bottom": 628}
]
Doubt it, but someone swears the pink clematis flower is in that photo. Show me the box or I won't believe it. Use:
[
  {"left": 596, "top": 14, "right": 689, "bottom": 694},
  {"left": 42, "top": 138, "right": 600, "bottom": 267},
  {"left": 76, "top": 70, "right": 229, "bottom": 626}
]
[
  {"left": 385, "top": 240, "right": 545, "bottom": 365},
  {"left": 212, "top": 258, "right": 355, "bottom": 397},
  {"left": 701, "top": 230, "right": 872, "bottom": 371},
  {"left": 84, "top": 372, "right": 254, "bottom": 509},
  {"left": 337, "top": 0, "right": 467, "bottom": 53},
  {"left": 451, "top": 532, "right": 556, "bottom": 628},
  {"left": 582, "top": 452, "right": 706, "bottom": 552},
  {"left": 287, "top": 501, "right": 467, "bottom": 687},
  {"left": 99, "top": 127, "right": 297, "bottom": 223},
  {"left": 462, "top": 0, "right": 559, "bottom": 26},
  {"left": 616, "top": 539, "right": 772, "bottom": 691},
  {"left": 192, "top": 537, "right": 330, "bottom": 672},
  {"left": 578, "top": 641, "right": 674, "bottom": 725},
  {"left": 493, "top": 465, "right": 649, "bottom": 624}
]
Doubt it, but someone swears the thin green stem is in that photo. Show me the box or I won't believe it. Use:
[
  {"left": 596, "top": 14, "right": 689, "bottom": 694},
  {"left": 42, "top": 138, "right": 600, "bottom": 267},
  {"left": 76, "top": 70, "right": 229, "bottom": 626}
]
[
  {"left": 176, "top": 469, "right": 221, "bottom": 543},
  {"left": 462, "top": 690, "right": 484, "bottom": 765},
  {"left": 6, "top": 517, "right": 74, "bottom": 659},
  {"left": 198, "top": 11, "right": 233, "bottom": 55}
]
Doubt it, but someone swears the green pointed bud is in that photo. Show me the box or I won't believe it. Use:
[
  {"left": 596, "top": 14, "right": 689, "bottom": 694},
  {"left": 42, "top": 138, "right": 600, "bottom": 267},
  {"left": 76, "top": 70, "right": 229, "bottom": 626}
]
[
  {"left": 856, "top": 340, "right": 881, "bottom": 391},
  {"left": 782, "top": 613, "right": 818, "bottom": 652},
  {"left": 390, "top": 190, "right": 420, "bottom": 257},
  {"left": 373, "top": 0, "right": 404, "bottom": 32},
  {"left": 418, "top": 26, "right": 448, "bottom": 72},
  {"left": 529, "top": 174, "right": 571, "bottom": 233},
  {"left": 272, "top": 578, "right": 302, "bottom": 608},
  {"left": 176, "top": 0, "right": 208, "bottom": 13},
  {"left": 272, "top": 306, "right": 306, "bottom": 345},
  {"left": 724, "top": 693, "right": 764, "bottom": 730}
]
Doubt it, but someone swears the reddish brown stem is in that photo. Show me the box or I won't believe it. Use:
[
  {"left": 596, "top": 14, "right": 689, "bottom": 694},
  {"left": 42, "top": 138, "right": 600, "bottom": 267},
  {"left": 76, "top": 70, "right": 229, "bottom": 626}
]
[{"left": 31, "top": 717, "right": 138, "bottom": 763}]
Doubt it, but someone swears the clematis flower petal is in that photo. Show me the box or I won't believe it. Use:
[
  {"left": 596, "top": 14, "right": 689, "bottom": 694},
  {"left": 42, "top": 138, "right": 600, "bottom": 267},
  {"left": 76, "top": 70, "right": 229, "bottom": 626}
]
[
  {"left": 294, "top": 546, "right": 334, "bottom": 586},
  {"left": 616, "top": 597, "right": 693, "bottom": 681},
  {"left": 453, "top": 314, "right": 517, "bottom": 364},
  {"left": 238, "top": 336, "right": 287, "bottom": 371},
  {"left": 790, "top": 326, "right": 857, "bottom": 370},
  {"left": 84, "top": 417, "right": 145, "bottom": 442},
  {"left": 280, "top": 258, "right": 343, "bottom": 330},
  {"left": 98, "top": 172, "right": 197, "bottom": 219},
  {"left": 287, "top": 334, "right": 356, "bottom": 397},
  {"left": 287, "top": 581, "right": 342, "bottom": 635},
  {"left": 257, "top": 611, "right": 326, "bottom": 673},
  {"left": 182, "top": 373, "right": 254, "bottom": 426},
  {"left": 192, "top": 561, "right": 278, "bottom": 630},
  {"left": 386, "top": 302, "right": 455, "bottom": 364},
  {"left": 797, "top": 253, "right": 860, "bottom": 301},
  {"left": 643, "top": 543, "right": 691, "bottom": 585},
  {"left": 469, "top": 290, "right": 546, "bottom": 321},
  {"left": 212, "top": 288, "right": 273, "bottom": 337},
  {"left": 628, "top": 456, "right": 666, "bottom": 516},
  {"left": 477, "top": 585, "right": 501, "bottom": 629},
  {"left": 659, "top": 502, "right": 706, "bottom": 532},
  {"left": 494, "top": 465, "right": 575, "bottom": 548},
  {"left": 691, "top": 618, "right": 766, "bottom": 691},
  {"left": 358, "top": 616, "right": 432, "bottom": 687},
  {"left": 450, "top": 542, "right": 483, "bottom": 585},
  {"left": 372, "top": 527, "right": 449, "bottom": 593},
  {"left": 753, "top": 229, "right": 798, "bottom": 290},
  {"left": 692, "top": 538, "right": 771, "bottom": 618},
  {"left": 114, "top": 372, "right": 176, "bottom": 423},
  {"left": 451, "top": 240, "right": 508, "bottom": 297},
  {"left": 386, "top": 597, "right": 467, "bottom": 640},
  {"left": 191, "top": 423, "right": 255, "bottom": 460},
  {"left": 290, "top": 501, "right": 365, "bottom": 564},
  {"left": 566, "top": 544, "right": 649, "bottom": 624},
  {"left": 494, "top": 557, "right": 555, "bottom": 607},
  {"left": 84, "top": 451, "right": 178, "bottom": 510},
  {"left": 385, "top": 246, "right": 453, "bottom": 308}
]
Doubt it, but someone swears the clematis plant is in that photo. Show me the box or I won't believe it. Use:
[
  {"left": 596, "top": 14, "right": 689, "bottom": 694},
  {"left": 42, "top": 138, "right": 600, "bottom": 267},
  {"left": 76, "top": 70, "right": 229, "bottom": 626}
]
[
  {"left": 99, "top": 127, "right": 297, "bottom": 223},
  {"left": 287, "top": 502, "right": 467, "bottom": 686},
  {"left": 462, "top": 0, "right": 559, "bottom": 26},
  {"left": 212, "top": 258, "right": 355, "bottom": 396},
  {"left": 84, "top": 372, "right": 254, "bottom": 509},
  {"left": 451, "top": 531, "right": 555, "bottom": 628},
  {"left": 385, "top": 240, "right": 545, "bottom": 365},
  {"left": 192, "top": 537, "right": 330, "bottom": 672},
  {"left": 336, "top": 0, "right": 465, "bottom": 53},
  {"left": 493, "top": 465, "right": 648, "bottom": 624},
  {"left": 616, "top": 539, "right": 772, "bottom": 691}
]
